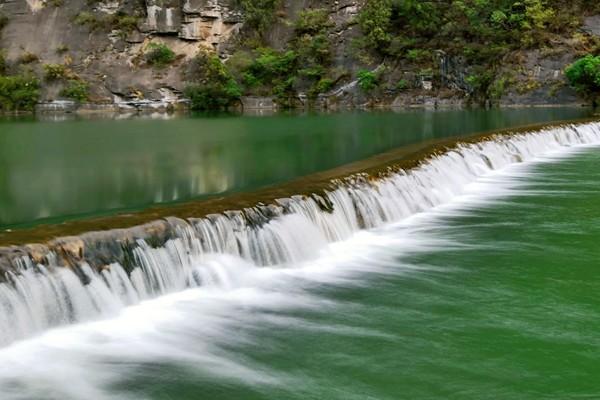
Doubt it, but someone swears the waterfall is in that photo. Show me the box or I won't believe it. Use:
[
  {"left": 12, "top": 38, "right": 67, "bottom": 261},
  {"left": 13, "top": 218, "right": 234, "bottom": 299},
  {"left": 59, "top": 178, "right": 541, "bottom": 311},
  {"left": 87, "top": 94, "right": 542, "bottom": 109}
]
[{"left": 0, "top": 122, "right": 599, "bottom": 347}]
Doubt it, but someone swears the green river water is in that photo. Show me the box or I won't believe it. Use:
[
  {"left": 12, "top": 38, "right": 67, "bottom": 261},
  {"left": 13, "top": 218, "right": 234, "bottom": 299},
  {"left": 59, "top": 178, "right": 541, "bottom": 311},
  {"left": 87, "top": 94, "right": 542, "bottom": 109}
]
[
  {"left": 0, "top": 107, "right": 590, "bottom": 229},
  {"left": 0, "top": 109, "right": 598, "bottom": 400},
  {"left": 100, "top": 144, "right": 599, "bottom": 400}
]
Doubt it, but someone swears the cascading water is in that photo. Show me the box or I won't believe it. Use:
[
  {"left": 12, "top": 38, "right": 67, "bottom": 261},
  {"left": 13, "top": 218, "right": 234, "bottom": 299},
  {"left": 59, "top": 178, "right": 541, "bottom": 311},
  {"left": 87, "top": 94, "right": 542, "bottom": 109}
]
[{"left": 0, "top": 122, "right": 599, "bottom": 347}]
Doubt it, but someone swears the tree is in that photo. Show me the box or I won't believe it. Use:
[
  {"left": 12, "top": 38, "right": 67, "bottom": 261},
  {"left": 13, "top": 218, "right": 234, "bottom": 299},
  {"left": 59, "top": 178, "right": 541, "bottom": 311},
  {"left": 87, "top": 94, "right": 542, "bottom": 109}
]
[
  {"left": 184, "top": 52, "right": 242, "bottom": 110},
  {"left": 565, "top": 55, "right": 600, "bottom": 102}
]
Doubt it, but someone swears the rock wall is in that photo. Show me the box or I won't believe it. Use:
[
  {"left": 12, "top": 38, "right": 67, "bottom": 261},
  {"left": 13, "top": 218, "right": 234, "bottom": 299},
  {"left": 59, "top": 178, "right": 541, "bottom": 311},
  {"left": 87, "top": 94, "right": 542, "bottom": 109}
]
[
  {"left": 0, "top": 0, "right": 245, "bottom": 105},
  {"left": 142, "top": 0, "right": 243, "bottom": 47},
  {"left": 0, "top": 0, "right": 594, "bottom": 110}
]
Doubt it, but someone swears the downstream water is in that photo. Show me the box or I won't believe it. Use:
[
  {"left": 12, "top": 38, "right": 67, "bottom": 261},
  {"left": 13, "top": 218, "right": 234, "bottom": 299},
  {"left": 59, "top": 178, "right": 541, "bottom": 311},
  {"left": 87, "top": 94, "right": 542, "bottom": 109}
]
[
  {"left": 0, "top": 122, "right": 598, "bottom": 399},
  {"left": 0, "top": 107, "right": 591, "bottom": 229}
]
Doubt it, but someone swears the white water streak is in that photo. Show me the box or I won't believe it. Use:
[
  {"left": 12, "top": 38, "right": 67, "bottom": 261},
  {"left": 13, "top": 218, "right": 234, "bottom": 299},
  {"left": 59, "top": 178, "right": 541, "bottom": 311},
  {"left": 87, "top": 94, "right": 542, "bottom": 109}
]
[{"left": 0, "top": 123, "right": 599, "bottom": 346}]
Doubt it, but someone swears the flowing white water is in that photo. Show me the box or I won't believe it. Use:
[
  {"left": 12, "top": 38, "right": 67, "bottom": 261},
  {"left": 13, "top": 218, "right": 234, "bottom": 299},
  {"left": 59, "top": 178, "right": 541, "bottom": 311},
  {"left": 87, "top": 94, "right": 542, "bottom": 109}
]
[{"left": 1, "top": 122, "right": 599, "bottom": 349}]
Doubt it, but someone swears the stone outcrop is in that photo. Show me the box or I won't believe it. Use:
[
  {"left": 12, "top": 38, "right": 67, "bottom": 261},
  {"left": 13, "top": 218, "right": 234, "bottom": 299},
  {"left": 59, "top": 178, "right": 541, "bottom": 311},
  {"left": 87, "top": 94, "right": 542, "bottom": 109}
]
[
  {"left": 141, "top": 0, "right": 243, "bottom": 50},
  {"left": 0, "top": 0, "right": 245, "bottom": 106},
  {"left": 582, "top": 15, "right": 600, "bottom": 37},
  {"left": 0, "top": 0, "right": 592, "bottom": 111}
]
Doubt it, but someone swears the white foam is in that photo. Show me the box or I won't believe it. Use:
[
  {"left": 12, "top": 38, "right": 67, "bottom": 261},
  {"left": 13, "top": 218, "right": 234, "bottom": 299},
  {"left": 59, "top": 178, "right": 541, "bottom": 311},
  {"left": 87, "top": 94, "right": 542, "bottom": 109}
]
[
  {"left": 0, "top": 122, "right": 599, "bottom": 348},
  {"left": 0, "top": 123, "right": 599, "bottom": 399}
]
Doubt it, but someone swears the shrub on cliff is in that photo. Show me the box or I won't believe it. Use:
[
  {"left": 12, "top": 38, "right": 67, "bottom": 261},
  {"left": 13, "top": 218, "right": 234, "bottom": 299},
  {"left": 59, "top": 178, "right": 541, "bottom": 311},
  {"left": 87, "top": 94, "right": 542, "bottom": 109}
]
[
  {"left": 293, "top": 9, "right": 335, "bottom": 98},
  {"left": 242, "top": 48, "right": 297, "bottom": 93},
  {"left": 145, "top": 43, "right": 176, "bottom": 68},
  {"left": 18, "top": 52, "right": 39, "bottom": 64},
  {"left": 307, "top": 77, "right": 334, "bottom": 97},
  {"left": 184, "top": 52, "right": 242, "bottom": 110},
  {"left": 73, "top": 10, "right": 139, "bottom": 33},
  {"left": 236, "top": 0, "right": 280, "bottom": 37},
  {"left": 185, "top": 81, "right": 242, "bottom": 110},
  {"left": 43, "top": 64, "right": 67, "bottom": 81},
  {"left": 357, "top": 69, "right": 378, "bottom": 91},
  {"left": 0, "top": 75, "right": 40, "bottom": 111},
  {"left": 357, "top": 0, "right": 392, "bottom": 50},
  {"left": 73, "top": 11, "right": 102, "bottom": 30},
  {"left": 109, "top": 13, "right": 139, "bottom": 33},
  {"left": 566, "top": 55, "right": 600, "bottom": 100},
  {"left": 0, "top": 52, "right": 6, "bottom": 75},
  {"left": 60, "top": 80, "right": 89, "bottom": 102},
  {"left": 295, "top": 9, "right": 332, "bottom": 35}
]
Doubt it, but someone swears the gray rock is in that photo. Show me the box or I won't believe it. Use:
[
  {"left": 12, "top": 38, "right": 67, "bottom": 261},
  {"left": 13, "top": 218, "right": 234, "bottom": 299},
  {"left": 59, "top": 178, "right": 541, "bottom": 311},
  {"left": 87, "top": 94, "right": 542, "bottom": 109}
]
[
  {"left": 125, "top": 30, "right": 145, "bottom": 43},
  {"left": 241, "top": 96, "right": 277, "bottom": 110},
  {"left": 582, "top": 15, "right": 600, "bottom": 37},
  {"left": 145, "top": 0, "right": 182, "bottom": 33}
]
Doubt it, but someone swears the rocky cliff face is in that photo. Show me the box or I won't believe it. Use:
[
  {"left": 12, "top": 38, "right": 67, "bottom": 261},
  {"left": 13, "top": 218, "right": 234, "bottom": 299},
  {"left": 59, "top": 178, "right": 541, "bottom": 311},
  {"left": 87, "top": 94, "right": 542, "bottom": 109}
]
[
  {"left": 142, "top": 0, "right": 243, "bottom": 45},
  {"left": 0, "top": 0, "right": 245, "bottom": 107},
  {"left": 0, "top": 0, "right": 596, "bottom": 110}
]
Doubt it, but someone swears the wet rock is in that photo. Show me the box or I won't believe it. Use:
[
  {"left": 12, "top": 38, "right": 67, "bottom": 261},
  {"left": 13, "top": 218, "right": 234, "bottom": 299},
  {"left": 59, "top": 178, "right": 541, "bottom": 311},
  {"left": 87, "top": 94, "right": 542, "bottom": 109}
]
[
  {"left": 0, "top": 247, "right": 28, "bottom": 278},
  {"left": 24, "top": 244, "right": 50, "bottom": 265},
  {"left": 50, "top": 237, "right": 85, "bottom": 267}
]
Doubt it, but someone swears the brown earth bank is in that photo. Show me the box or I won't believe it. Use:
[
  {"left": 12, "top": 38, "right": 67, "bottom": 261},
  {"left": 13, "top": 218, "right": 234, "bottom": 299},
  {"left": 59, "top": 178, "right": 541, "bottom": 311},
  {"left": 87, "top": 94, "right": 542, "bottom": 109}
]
[{"left": 0, "top": 117, "right": 597, "bottom": 277}]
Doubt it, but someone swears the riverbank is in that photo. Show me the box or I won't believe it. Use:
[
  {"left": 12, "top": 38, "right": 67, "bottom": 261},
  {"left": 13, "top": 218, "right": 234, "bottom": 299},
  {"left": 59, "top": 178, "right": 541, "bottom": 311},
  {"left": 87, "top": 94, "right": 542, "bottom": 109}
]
[{"left": 0, "top": 98, "right": 591, "bottom": 120}]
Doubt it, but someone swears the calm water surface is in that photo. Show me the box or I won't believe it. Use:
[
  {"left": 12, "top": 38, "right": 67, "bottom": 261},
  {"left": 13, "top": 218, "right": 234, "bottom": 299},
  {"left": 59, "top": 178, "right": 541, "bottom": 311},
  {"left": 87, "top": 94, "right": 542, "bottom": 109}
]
[{"left": 0, "top": 108, "right": 591, "bottom": 228}]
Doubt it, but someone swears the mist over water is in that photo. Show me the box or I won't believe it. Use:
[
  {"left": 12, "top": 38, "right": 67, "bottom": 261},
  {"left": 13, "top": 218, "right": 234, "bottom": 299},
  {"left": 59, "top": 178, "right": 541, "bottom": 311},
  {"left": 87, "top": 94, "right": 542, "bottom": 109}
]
[{"left": 0, "top": 122, "right": 599, "bottom": 399}]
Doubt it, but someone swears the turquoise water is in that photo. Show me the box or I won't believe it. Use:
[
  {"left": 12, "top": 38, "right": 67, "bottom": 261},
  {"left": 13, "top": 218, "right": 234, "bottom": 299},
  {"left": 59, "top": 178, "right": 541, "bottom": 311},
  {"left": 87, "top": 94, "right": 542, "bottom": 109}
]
[
  {"left": 0, "top": 107, "right": 591, "bottom": 229},
  {"left": 0, "top": 131, "right": 598, "bottom": 399}
]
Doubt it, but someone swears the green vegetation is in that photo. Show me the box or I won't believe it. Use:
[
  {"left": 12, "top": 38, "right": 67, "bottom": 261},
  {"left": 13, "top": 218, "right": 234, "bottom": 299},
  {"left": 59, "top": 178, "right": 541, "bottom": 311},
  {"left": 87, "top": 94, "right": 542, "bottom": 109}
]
[
  {"left": 145, "top": 43, "right": 176, "bottom": 67},
  {"left": 565, "top": 55, "right": 600, "bottom": 99},
  {"left": 184, "top": 52, "right": 242, "bottom": 110},
  {"left": 0, "top": 52, "right": 6, "bottom": 75},
  {"left": 240, "top": 48, "right": 297, "bottom": 97},
  {"left": 351, "top": 0, "right": 593, "bottom": 101},
  {"left": 295, "top": 8, "right": 332, "bottom": 35},
  {"left": 465, "top": 69, "right": 495, "bottom": 97},
  {"left": 43, "top": 63, "right": 67, "bottom": 81},
  {"left": 0, "top": 74, "right": 40, "bottom": 111},
  {"left": 18, "top": 52, "right": 39, "bottom": 64},
  {"left": 236, "top": 0, "right": 280, "bottom": 35},
  {"left": 74, "top": 11, "right": 99, "bottom": 28},
  {"left": 46, "top": 0, "right": 64, "bottom": 7},
  {"left": 309, "top": 77, "right": 334, "bottom": 97},
  {"left": 357, "top": 0, "right": 392, "bottom": 50},
  {"left": 216, "top": 0, "right": 588, "bottom": 106},
  {"left": 74, "top": 11, "right": 139, "bottom": 33},
  {"left": 110, "top": 13, "right": 139, "bottom": 33},
  {"left": 60, "top": 80, "right": 89, "bottom": 102},
  {"left": 357, "top": 69, "right": 378, "bottom": 91},
  {"left": 396, "top": 79, "right": 409, "bottom": 91},
  {"left": 226, "top": 7, "right": 336, "bottom": 102},
  {"left": 56, "top": 44, "right": 69, "bottom": 54},
  {"left": 293, "top": 9, "right": 334, "bottom": 98},
  {"left": 47, "top": 0, "right": 600, "bottom": 109}
]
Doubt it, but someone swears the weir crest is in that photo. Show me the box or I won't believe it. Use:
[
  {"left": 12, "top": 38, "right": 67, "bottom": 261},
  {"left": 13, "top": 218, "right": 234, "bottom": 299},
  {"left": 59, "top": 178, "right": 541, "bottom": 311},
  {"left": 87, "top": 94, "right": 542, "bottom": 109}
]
[{"left": 0, "top": 122, "right": 599, "bottom": 346}]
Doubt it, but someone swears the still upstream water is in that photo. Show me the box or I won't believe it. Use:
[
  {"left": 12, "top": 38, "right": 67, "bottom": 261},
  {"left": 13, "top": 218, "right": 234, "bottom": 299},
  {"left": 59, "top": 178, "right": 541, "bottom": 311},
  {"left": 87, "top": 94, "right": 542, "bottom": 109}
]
[
  {"left": 0, "top": 112, "right": 598, "bottom": 400},
  {"left": 0, "top": 107, "right": 591, "bottom": 229}
]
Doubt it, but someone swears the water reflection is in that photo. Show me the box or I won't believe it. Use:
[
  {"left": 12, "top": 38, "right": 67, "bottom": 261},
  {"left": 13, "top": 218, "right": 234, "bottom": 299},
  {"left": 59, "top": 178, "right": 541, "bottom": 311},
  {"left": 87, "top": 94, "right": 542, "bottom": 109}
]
[{"left": 0, "top": 108, "right": 591, "bottom": 228}]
